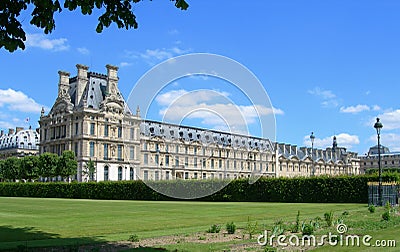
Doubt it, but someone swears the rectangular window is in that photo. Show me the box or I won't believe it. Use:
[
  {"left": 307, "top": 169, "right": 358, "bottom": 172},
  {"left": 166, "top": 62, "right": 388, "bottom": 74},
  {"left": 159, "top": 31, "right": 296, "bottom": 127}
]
[
  {"left": 155, "top": 154, "right": 159, "bottom": 165},
  {"left": 89, "top": 142, "right": 95, "bottom": 157},
  {"left": 166, "top": 155, "right": 170, "bottom": 166},
  {"left": 90, "top": 123, "right": 95, "bottom": 135},
  {"left": 203, "top": 173, "right": 206, "bottom": 179},
  {"left": 143, "top": 170, "right": 148, "bottom": 181},
  {"left": 130, "top": 146, "right": 135, "bottom": 160},
  {"left": 155, "top": 171, "right": 159, "bottom": 181},
  {"left": 104, "top": 124, "right": 109, "bottom": 137},
  {"left": 143, "top": 142, "right": 147, "bottom": 150},
  {"left": 175, "top": 156, "right": 179, "bottom": 167},
  {"left": 211, "top": 159, "right": 214, "bottom": 169},
  {"left": 194, "top": 172, "right": 198, "bottom": 179},
  {"left": 194, "top": 157, "right": 197, "bottom": 168},
  {"left": 130, "top": 128, "right": 134, "bottom": 140},
  {"left": 227, "top": 160, "right": 230, "bottom": 169},
  {"left": 75, "top": 123, "right": 79, "bottom": 135},
  {"left": 165, "top": 144, "right": 169, "bottom": 152},
  {"left": 194, "top": 147, "right": 197, "bottom": 155},
  {"left": 234, "top": 161, "right": 237, "bottom": 170},
  {"left": 185, "top": 157, "right": 189, "bottom": 167},
  {"left": 144, "top": 154, "right": 148, "bottom": 164},
  {"left": 74, "top": 142, "right": 78, "bottom": 157},
  {"left": 219, "top": 160, "right": 222, "bottom": 168},
  {"left": 117, "top": 145, "right": 123, "bottom": 160},
  {"left": 118, "top": 127, "right": 122, "bottom": 138},
  {"left": 184, "top": 172, "right": 189, "bottom": 180},
  {"left": 185, "top": 146, "right": 188, "bottom": 154},
  {"left": 166, "top": 171, "right": 170, "bottom": 180},
  {"left": 103, "top": 144, "right": 108, "bottom": 160},
  {"left": 176, "top": 145, "right": 179, "bottom": 153}
]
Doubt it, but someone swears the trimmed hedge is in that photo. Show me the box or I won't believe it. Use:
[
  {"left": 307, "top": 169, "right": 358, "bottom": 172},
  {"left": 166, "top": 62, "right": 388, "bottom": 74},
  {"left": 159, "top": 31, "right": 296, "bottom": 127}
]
[{"left": 0, "top": 174, "right": 398, "bottom": 203}]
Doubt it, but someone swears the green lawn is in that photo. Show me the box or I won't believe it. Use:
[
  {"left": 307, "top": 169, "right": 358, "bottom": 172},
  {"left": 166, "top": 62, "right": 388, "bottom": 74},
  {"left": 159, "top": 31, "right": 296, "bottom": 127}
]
[{"left": 0, "top": 197, "right": 395, "bottom": 251}]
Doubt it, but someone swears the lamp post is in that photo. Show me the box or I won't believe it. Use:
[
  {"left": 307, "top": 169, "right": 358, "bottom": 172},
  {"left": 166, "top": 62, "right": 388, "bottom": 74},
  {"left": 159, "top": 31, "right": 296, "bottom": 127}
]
[
  {"left": 374, "top": 118, "right": 383, "bottom": 206},
  {"left": 310, "top": 132, "right": 315, "bottom": 176}
]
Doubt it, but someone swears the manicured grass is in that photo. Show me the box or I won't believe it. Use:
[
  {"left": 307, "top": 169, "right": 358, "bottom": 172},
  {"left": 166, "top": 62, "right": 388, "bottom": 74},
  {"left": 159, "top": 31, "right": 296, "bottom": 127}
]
[{"left": 0, "top": 197, "right": 365, "bottom": 250}]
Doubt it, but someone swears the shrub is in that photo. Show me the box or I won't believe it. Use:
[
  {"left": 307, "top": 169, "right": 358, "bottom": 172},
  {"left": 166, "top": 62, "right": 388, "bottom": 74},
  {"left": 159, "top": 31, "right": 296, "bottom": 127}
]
[
  {"left": 207, "top": 224, "right": 221, "bottom": 233},
  {"left": 302, "top": 224, "right": 314, "bottom": 236},
  {"left": 382, "top": 211, "right": 391, "bottom": 221},
  {"left": 368, "top": 205, "right": 376, "bottom": 213},
  {"left": 291, "top": 210, "right": 301, "bottom": 233},
  {"left": 324, "top": 211, "right": 334, "bottom": 227},
  {"left": 128, "top": 234, "right": 139, "bottom": 242},
  {"left": 342, "top": 211, "right": 349, "bottom": 216},
  {"left": 245, "top": 217, "right": 258, "bottom": 239},
  {"left": 226, "top": 222, "right": 236, "bottom": 234}
]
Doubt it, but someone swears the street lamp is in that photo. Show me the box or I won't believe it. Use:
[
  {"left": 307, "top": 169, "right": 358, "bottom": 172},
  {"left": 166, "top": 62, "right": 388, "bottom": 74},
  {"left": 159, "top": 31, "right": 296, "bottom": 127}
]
[
  {"left": 310, "top": 132, "right": 315, "bottom": 176},
  {"left": 374, "top": 117, "right": 383, "bottom": 206}
]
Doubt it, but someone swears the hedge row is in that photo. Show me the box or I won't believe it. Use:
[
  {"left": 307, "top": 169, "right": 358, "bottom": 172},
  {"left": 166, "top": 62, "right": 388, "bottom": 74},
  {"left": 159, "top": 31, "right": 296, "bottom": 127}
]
[{"left": 0, "top": 174, "right": 398, "bottom": 203}]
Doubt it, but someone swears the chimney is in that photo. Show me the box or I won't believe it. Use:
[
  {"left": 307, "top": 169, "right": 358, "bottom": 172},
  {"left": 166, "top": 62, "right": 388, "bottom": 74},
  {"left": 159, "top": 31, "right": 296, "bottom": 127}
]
[
  {"left": 58, "top": 71, "right": 70, "bottom": 99},
  {"left": 106, "top": 64, "right": 119, "bottom": 96},
  {"left": 76, "top": 64, "right": 89, "bottom": 105},
  {"left": 16, "top": 127, "right": 24, "bottom": 133},
  {"left": 8, "top": 128, "right": 14, "bottom": 135}
]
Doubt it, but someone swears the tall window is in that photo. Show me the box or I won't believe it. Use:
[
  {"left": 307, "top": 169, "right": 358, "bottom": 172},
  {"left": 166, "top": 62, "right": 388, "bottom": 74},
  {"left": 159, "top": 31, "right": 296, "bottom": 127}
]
[
  {"left": 118, "top": 127, "right": 122, "bottom": 138},
  {"left": 155, "top": 154, "right": 159, "bottom": 165},
  {"left": 211, "top": 159, "right": 214, "bottom": 169},
  {"left": 219, "top": 160, "right": 222, "bottom": 168},
  {"left": 165, "top": 155, "right": 170, "bottom": 166},
  {"left": 89, "top": 142, "right": 95, "bottom": 157},
  {"left": 143, "top": 170, "right": 148, "bottom": 180},
  {"left": 117, "top": 145, "right": 122, "bottom": 160},
  {"left": 104, "top": 124, "right": 109, "bottom": 137},
  {"left": 75, "top": 123, "right": 79, "bottom": 135},
  {"left": 130, "top": 146, "right": 135, "bottom": 160},
  {"left": 155, "top": 171, "right": 159, "bottom": 180},
  {"left": 118, "top": 167, "right": 122, "bottom": 181},
  {"left": 130, "top": 167, "right": 134, "bottom": 180},
  {"left": 166, "top": 171, "right": 170, "bottom": 180},
  {"left": 90, "top": 123, "right": 95, "bottom": 135},
  {"left": 194, "top": 157, "right": 197, "bottom": 168},
  {"left": 176, "top": 145, "right": 179, "bottom": 153},
  {"left": 104, "top": 144, "right": 108, "bottom": 160},
  {"left": 185, "top": 157, "right": 188, "bottom": 167},
  {"left": 144, "top": 154, "right": 148, "bottom": 164},
  {"left": 130, "top": 128, "right": 134, "bottom": 140},
  {"left": 104, "top": 166, "right": 109, "bottom": 181},
  {"left": 175, "top": 156, "right": 179, "bottom": 167},
  {"left": 194, "top": 147, "right": 197, "bottom": 155},
  {"left": 74, "top": 142, "right": 78, "bottom": 157}
]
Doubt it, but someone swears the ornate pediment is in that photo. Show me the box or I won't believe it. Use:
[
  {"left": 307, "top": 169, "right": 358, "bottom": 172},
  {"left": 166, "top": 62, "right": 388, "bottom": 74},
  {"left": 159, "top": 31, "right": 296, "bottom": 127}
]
[{"left": 50, "top": 98, "right": 73, "bottom": 115}]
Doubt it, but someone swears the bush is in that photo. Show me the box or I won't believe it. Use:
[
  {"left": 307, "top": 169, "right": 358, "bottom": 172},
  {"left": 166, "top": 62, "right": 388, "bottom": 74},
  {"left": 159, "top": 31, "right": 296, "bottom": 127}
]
[
  {"left": 368, "top": 205, "right": 376, "bottom": 213},
  {"left": 207, "top": 224, "right": 221, "bottom": 233},
  {"left": 128, "top": 234, "right": 139, "bottom": 242},
  {"left": 382, "top": 211, "right": 391, "bottom": 221},
  {"left": 226, "top": 222, "right": 236, "bottom": 234},
  {"left": 324, "top": 211, "right": 334, "bottom": 227},
  {"left": 302, "top": 224, "right": 314, "bottom": 236}
]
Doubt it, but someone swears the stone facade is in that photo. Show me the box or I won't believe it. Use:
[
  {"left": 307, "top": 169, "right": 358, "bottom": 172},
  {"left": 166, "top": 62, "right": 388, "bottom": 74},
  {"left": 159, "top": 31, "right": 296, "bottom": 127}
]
[
  {"left": 0, "top": 127, "right": 39, "bottom": 159},
  {"left": 39, "top": 64, "right": 361, "bottom": 181},
  {"left": 360, "top": 145, "right": 400, "bottom": 173}
]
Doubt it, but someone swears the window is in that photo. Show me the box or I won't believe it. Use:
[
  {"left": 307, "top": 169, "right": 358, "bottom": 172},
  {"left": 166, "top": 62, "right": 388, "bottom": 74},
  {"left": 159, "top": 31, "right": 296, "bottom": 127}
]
[
  {"left": 130, "top": 167, "right": 134, "bottom": 180},
  {"left": 194, "top": 147, "right": 197, "bottom": 155},
  {"left": 175, "top": 156, "right": 179, "bottom": 167},
  {"left": 227, "top": 160, "right": 230, "bottom": 169},
  {"left": 144, "top": 154, "right": 148, "bottom": 164},
  {"left": 90, "top": 123, "right": 95, "bottom": 135},
  {"left": 185, "top": 146, "right": 188, "bottom": 154},
  {"left": 203, "top": 173, "right": 206, "bottom": 179},
  {"left": 194, "top": 157, "right": 197, "bottom": 168},
  {"left": 166, "top": 171, "right": 170, "bottom": 180},
  {"left": 194, "top": 172, "right": 198, "bottom": 179},
  {"left": 104, "top": 124, "right": 109, "bottom": 137},
  {"left": 118, "top": 127, "right": 122, "bottom": 138},
  {"left": 166, "top": 155, "right": 170, "bottom": 166},
  {"left": 143, "top": 142, "right": 147, "bottom": 151},
  {"left": 155, "top": 171, "right": 159, "bottom": 180},
  {"left": 143, "top": 170, "right": 148, "bottom": 181},
  {"left": 104, "top": 166, "right": 109, "bottom": 181},
  {"left": 130, "top": 146, "right": 135, "bottom": 160},
  {"left": 211, "top": 159, "right": 214, "bottom": 168},
  {"left": 184, "top": 172, "right": 189, "bottom": 179},
  {"left": 219, "top": 160, "right": 222, "bottom": 168},
  {"left": 155, "top": 154, "right": 159, "bottom": 165},
  {"left": 75, "top": 123, "right": 79, "bottom": 135},
  {"left": 130, "top": 128, "right": 134, "bottom": 140},
  {"left": 185, "top": 157, "right": 188, "bottom": 167},
  {"left": 117, "top": 145, "right": 123, "bottom": 160},
  {"left": 219, "top": 173, "right": 222, "bottom": 179},
  {"left": 176, "top": 145, "right": 179, "bottom": 153},
  {"left": 89, "top": 142, "right": 95, "bottom": 157},
  {"left": 234, "top": 161, "right": 237, "bottom": 170},
  {"left": 103, "top": 144, "right": 108, "bottom": 160},
  {"left": 74, "top": 142, "right": 78, "bottom": 157},
  {"left": 118, "top": 167, "right": 122, "bottom": 181}
]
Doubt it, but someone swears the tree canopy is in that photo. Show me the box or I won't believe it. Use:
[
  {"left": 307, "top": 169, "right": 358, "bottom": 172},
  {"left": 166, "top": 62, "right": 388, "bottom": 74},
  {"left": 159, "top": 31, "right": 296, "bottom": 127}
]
[{"left": 0, "top": 0, "right": 189, "bottom": 52}]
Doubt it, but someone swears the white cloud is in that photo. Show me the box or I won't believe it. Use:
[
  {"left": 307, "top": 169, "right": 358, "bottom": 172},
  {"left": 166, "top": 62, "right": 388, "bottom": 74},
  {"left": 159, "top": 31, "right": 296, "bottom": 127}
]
[
  {"left": 372, "top": 105, "right": 381, "bottom": 111},
  {"left": 26, "top": 33, "right": 69, "bottom": 51},
  {"left": 77, "top": 47, "right": 90, "bottom": 55},
  {"left": 369, "top": 133, "right": 400, "bottom": 152},
  {"left": 340, "top": 104, "right": 370, "bottom": 114},
  {"left": 155, "top": 89, "right": 283, "bottom": 134},
  {"left": 372, "top": 109, "right": 400, "bottom": 130},
  {"left": 308, "top": 87, "right": 339, "bottom": 108},
  {"left": 126, "top": 47, "right": 191, "bottom": 65},
  {"left": 119, "top": 62, "right": 132, "bottom": 67},
  {"left": 303, "top": 133, "right": 360, "bottom": 150},
  {"left": 0, "top": 88, "right": 48, "bottom": 113}
]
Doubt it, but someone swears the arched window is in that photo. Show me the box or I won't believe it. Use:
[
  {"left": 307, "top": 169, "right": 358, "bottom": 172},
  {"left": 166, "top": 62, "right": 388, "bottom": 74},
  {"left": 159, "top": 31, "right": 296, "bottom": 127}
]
[
  {"left": 118, "top": 166, "right": 122, "bottom": 181},
  {"left": 104, "top": 166, "right": 109, "bottom": 181},
  {"left": 130, "top": 167, "right": 134, "bottom": 180}
]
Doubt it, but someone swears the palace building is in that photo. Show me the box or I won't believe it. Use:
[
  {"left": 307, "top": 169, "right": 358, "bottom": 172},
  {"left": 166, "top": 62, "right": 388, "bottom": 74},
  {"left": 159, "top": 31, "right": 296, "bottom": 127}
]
[
  {"left": 39, "top": 64, "right": 361, "bottom": 181},
  {"left": 0, "top": 127, "right": 40, "bottom": 159}
]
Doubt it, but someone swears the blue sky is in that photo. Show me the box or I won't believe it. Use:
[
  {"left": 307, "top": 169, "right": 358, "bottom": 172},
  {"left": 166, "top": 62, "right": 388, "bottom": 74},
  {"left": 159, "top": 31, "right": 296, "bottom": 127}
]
[{"left": 1, "top": 0, "right": 400, "bottom": 155}]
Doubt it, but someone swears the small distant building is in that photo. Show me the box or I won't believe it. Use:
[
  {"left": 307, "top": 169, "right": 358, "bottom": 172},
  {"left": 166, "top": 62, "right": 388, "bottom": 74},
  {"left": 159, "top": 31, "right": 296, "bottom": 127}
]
[
  {"left": 360, "top": 145, "right": 400, "bottom": 173},
  {"left": 0, "top": 127, "right": 40, "bottom": 159}
]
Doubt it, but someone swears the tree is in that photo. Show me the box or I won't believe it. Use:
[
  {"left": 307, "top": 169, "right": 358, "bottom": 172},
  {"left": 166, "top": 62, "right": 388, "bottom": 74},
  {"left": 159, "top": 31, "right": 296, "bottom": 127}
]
[
  {"left": 83, "top": 158, "right": 96, "bottom": 182},
  {"left": 20, "top": 155, "right": 40, "bottom": 182},
  {"left": 2, "top": 157, "right": 20, "bottom": 182},
  {"left": 1, "top": 0, "right": 189, "bottom": 52},
  {"left": 0, "top": 159, "right": 4, "bottom": 182},
  {"left": 57, "top": 150, "right": 78, "bottom": 182},
  {"left": 38, "top": 152, "right": 59, "bottom": 181}
]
